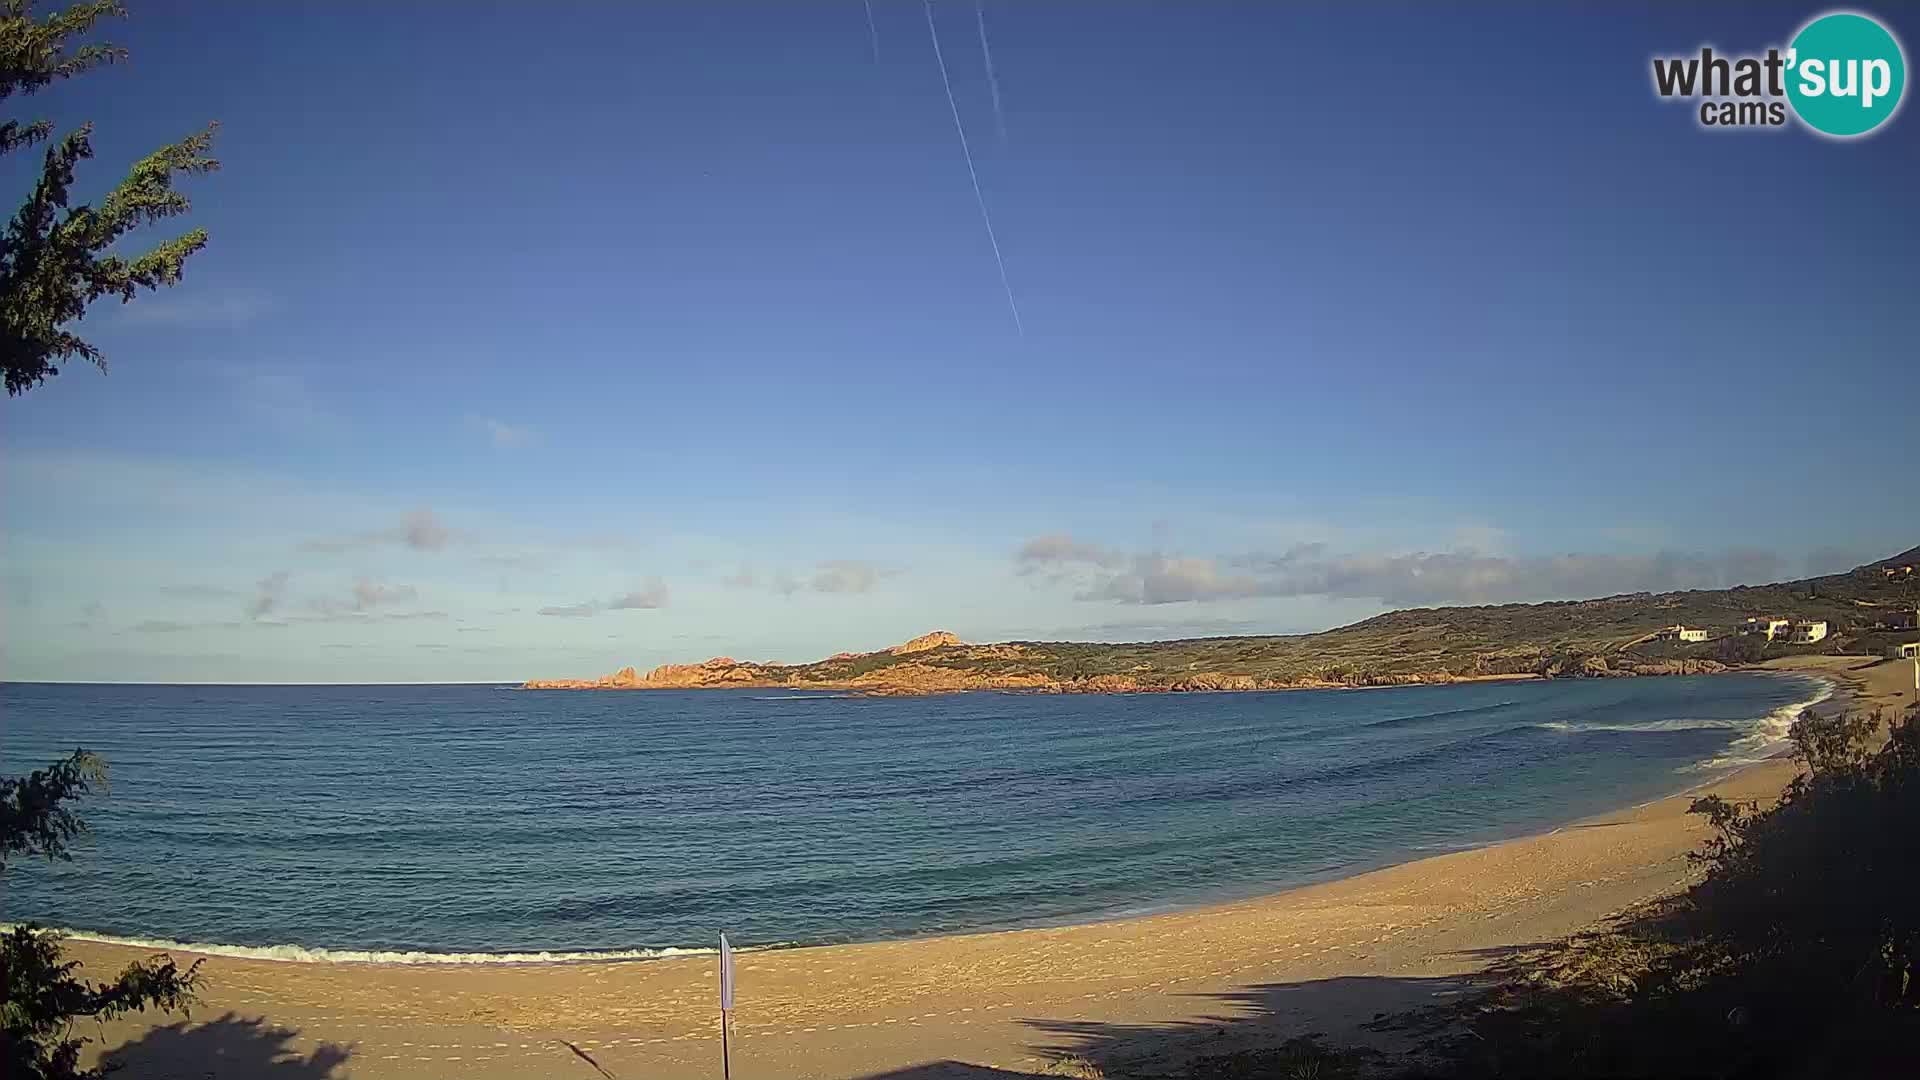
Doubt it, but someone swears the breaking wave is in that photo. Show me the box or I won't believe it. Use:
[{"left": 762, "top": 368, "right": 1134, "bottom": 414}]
[
  {"left": 1534, "top": 677, "right": 1834, "bottom": 773},
  {"left": 1686, "top": 676, "right": 1834, "bottom": 770},
  {"left": 7, "top": 926, "right": 715, "bottom": 965}
]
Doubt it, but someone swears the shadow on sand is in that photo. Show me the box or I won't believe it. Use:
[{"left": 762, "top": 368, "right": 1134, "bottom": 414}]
[
  {"left": 99, "top": 1011, "right": 351, "bottom": 1079},
  {"left": 853, "top": 973, "right": 1476, "bottom": 1080}
]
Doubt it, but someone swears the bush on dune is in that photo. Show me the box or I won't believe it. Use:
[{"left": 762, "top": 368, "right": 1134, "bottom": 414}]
[{"left": 1400, "top": 700, "right": 1920, "bottom": 1079}]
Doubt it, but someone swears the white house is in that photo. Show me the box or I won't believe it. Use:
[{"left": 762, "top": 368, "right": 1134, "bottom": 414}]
[
  {"left": 1886, "top": 642, "right": 1920, "bottom": 660},
  {"left": 1741, "top": 617, "right": 1791, "bottom": 640},
  {"left": 1790, "top": 620, "right": 1830, "bottom": 644},
  {"left": 1656, "top": 625, "right": 1709, "bottom": 643}
]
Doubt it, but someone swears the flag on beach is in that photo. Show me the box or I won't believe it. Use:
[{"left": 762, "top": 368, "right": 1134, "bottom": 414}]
[{"left": 719, "top": 933, "right": 735, "bottom": 1010}]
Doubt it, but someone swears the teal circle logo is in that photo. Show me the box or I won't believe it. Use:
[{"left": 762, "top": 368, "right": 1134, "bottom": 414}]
[{"left": 1786, "top": 12, "right": 1906, "bottom": 137}]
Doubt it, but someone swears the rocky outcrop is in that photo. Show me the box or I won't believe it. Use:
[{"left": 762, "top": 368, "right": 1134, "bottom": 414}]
[
  {"left": 523, "top": 656, "right": 768, "bottom": 690},
  {"left": 885, "top": 630, "right": 964, "bottom": 655}
]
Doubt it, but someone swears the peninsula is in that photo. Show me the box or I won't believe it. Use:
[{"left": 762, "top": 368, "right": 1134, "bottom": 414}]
[{"left": 524, "top": 546, "right": 1920, "bottom": 694}]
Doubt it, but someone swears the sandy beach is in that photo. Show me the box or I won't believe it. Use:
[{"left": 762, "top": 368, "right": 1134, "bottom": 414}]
[{"left": 63, "top": 654, "right": 1915, "bottom": 1080}]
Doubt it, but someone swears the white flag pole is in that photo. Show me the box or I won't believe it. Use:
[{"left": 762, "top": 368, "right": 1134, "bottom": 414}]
[{"left": 719, "top": 933, "right": 734, "bottom": 1080}]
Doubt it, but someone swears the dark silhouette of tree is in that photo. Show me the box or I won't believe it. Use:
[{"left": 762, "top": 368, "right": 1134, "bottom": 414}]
[
  {"left": 1, "top": 1, "right": 218, "bottom": 396},
  {"left": 2, "top": 750, "right": 204, "bottom": 1080}
]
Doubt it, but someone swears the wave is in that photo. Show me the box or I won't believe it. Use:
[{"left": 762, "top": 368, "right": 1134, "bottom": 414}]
[
  {"left": 1537, "top": 717, "right": 1747, "bottom": 733},
  {"left": 1531, "top": 677, "right": 1835, "bottom": 773},
  {"left": 5, "top": 926, "right": 716, "bottom": 965},
  {"left": 1686, "top": 677, "right": 1835, "bottom": 772}
]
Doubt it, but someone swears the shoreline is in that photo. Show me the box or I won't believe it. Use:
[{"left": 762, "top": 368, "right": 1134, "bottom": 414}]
[
  {"left": 38, "top": 669, "right": 1832, "bottom": 967},
  {"left": 63, "top": 654, "right": 1910, "bottom": 1079}
]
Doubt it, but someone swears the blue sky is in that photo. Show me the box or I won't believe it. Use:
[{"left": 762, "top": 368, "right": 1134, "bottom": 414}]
[{"left": 3, "top": 2, "right": 1915, "bottom": 682}]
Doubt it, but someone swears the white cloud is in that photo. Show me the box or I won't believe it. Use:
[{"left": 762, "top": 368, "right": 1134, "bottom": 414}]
[
  {"left": 538, "top": 579, "right": 670, "bottom": 617},
  {"left": 607, "top": 581, "right": 670, "bottom": 610},
  {"left": 810, "top": 560, "right": 892, "bottom": 594},
  {"left": 1019, "top": 533, "right": 1798, "bottom": 608}
]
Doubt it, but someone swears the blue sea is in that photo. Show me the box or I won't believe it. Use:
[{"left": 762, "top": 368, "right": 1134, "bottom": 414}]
[{"left": 0, "top": 674, "right": 1827, "bottom": 962}]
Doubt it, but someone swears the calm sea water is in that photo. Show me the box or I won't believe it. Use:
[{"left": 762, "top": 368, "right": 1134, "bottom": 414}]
[{"left": 1, "top": 674, "right": 1825, "bottom": 961}]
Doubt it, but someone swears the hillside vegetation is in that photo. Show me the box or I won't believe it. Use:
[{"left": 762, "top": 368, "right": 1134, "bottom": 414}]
[{"left": 525, "top": 547, "right": 1920, "bottom": 693}]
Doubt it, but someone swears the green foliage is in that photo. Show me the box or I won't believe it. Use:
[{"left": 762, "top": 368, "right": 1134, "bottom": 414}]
[
  {"left": 1, "top": 751, "right": 202, "bottom": 1080},
  {"left": 0, "top": 748, "right": 103, "bottom": 868},
  {"left": 1685, "top": 705, "right": 1918, "bottom": 1007},
  {"left": 1, "top": 0, "right": 218, "bottom": 396},
  {"left": 1401, "top": 703, "right": 1920, "bottom": 1077}
]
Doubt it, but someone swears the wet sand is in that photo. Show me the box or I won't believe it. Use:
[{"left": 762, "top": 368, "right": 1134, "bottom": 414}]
[{"left": 65, "top": 654, "right": 1914, "bottom": 1079}]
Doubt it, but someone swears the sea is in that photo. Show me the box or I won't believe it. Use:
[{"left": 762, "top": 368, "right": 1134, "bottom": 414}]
[{"left": 0, "top": 673, "right": 1828, "bottom": 963}]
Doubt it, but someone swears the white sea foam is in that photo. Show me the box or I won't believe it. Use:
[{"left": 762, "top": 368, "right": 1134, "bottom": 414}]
[
  {"left": 1686, "top": 677, "right": 1836, "bottom": 772},
  {"left": 1538, "top": 717, "right": 1748, "bottom": 733},
  {"left": 1534, "top": 677, "right": 1835, "bottom": 773},
  {"left": 3, "top": 926, "right": 716, "bottom": 965}
]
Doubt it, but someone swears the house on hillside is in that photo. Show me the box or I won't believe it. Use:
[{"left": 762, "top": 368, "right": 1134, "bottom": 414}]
[
  {"left": 1656, "top": 625, "right": 1709, "bottom": 643},
  {"left": 1790, "top": 620, "right": 1830, "bottom": 644},
  {"left": 1884, "top": 565, "right": 1915, "bottom": 580},
  {"left": 1877, "top": 608, "right": 1919, "bottom": 631},
  {"left": 1741, "top": 617, "right": 1792, "bottom": 640},
  {"left": 1886, "top": 642, "right": 1920, "bottom": 660}
]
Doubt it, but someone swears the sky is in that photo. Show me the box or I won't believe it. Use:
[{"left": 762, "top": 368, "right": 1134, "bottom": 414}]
[{"left": 2, "top": 1, "right": 1916, "bottom": 683}]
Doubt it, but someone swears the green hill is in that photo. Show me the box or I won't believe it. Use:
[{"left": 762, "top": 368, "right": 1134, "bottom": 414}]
[{"left": 777, "top": 546, "right": 1920, "bottom": 690}]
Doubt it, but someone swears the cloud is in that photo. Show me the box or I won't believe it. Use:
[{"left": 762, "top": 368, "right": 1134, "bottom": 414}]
[
  {"left": 607, "top": 581, "right": 669, "bottom": 610},
  {"left": 1019, "top": 533, "right": 1799, "bottom": 608},
  {"left": 1083, "top": 554, "right": 1272, "bottom": 604},
  {"left": 538, "top": 579, "right": 670, "bottom": 617},
  {"left": 301, "top": 509, "right": 454, "bottom": 554},
  {"left": 400, "top": 511, "right": 451, "bottom": 551},
  {"left": 248, "top": 571, "right": 290, "bottom": 618},
  {"left": 350, "top": 579, "right": 419, "bottom": 611},
  {"left": 1029, "top": 616, "right": 1268, "bottom": 641},
  {"left": 467, "top": 414, "right": 536, "bottom": 449},
  {"left": 809, "top": 560, "right": 892, "bottom": 594},
  {"left": 1016, "top": 534, "right": 1127, "bottom": 570},
  {"left": 298, "top": 578, "right": 426, "bottom": 619},
  {"left": 1222, "top": 547, "right": 1791, "bottom": 607}
]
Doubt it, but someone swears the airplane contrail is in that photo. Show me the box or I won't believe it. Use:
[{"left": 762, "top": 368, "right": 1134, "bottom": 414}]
[
  {"left": 923, "top": 0, "right": 1024, "bottom": 336},
  {"left": 976, "top": 0, "right": 1006, "bottom": 143},
  {"left": 862, "top": 0, "right": 879, "bottom": 62}
]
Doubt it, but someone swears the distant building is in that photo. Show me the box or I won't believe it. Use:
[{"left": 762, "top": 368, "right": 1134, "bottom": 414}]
[
  {"left": 1790, "top": 620, "right": 1830, "bottom": 644},
  {"left": 1886, "top": 642, "right": 1920, "bottom": 660},
  {"left": 1878, "top": 608, "right": 1919, "bottom": 631},
  {"left": 1656, "top": 625, "right": 1709, "bottom": 643},
  {"left": 1741, "top": 617, "right": 1792, "bottom": 640}
]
